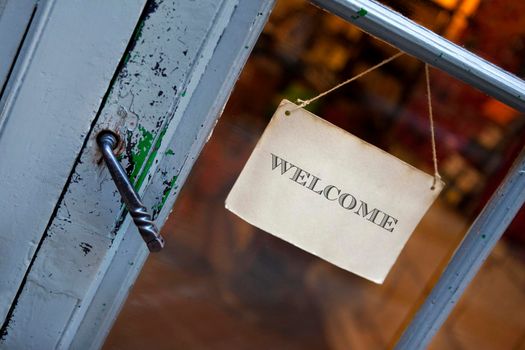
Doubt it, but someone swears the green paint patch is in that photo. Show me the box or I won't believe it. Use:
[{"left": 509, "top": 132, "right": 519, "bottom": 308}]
[
  {"left": 134, "top": 20, "right": 146, "bottom": 42},
  {"left": 351, "top": 8, "right": 368, "bottom": 19},
  {"left": 181, "top": 90, "right": 187, "bottom": 97},
  {"left": 121, "top": 49, "right": 141, "bottom": 66},
  {"left": 357, "top": 8, "right": 368, "bottom": 16},
  {"left": 122, "top": 51, "right": 131, "bottom": 66},
  {"left": 123, "top": 20, "right": 146, "bottom": 66},
  {"left": 133, "top": 125, "right": 170, "bottom": 190},
  {"left": 130, "top": 125, "right": 154, "bottom": 184},
  {"left": 165, "top": 148, "right": 175, "bottom": 156}
]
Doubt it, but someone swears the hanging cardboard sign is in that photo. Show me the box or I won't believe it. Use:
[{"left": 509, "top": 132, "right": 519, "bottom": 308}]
[{"left": 226, "top": 100, "right": 444, "bottom": 283}]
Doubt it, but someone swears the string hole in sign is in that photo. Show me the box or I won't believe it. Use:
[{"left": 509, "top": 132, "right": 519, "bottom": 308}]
[{"left": 285, "top": 110, "right": 291, "bottom": 116}]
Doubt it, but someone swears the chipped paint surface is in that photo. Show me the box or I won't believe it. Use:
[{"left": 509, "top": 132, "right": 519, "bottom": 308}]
[
  {"left": 0, "top": 0, "right": 147, "bottom": 341},
  {"left": 128, "top": 125, "right": 154, "bottom": 184},
  {"left": 152, "top": 175, "right": 178, "bottom": 218},
  {"left": 72, "top": 1, "right": 275, "bottom": 347},
  {"left": 1, "top": 0, "right": 239, "bottom": 348},
  {"left": 351, "top": 7, "right": 367, "bottom": 20}
]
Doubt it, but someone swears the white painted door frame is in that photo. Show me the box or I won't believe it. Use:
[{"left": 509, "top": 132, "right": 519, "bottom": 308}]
[
  {"left": 1, "top": 0, "right": 275, "bottom": 349},
  {"left": 72, "top": 2, "right": 276, "bottom": 347},
  {"left": 0, "top": 0, "right": 37, "bottom": 91},
  {"left": 0, "top": 0, "right": 147, "bottom": 341}
]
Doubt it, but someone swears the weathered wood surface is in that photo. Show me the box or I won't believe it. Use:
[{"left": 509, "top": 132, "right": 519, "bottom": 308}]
[
  {"left": 72, "top": 1, "right": 274, "bottom": 347},
  {"left": 0, "top": 0, "right": 145, "bottom": 333},
  {"left": 0, "top": 0, "right": 244, "bottom": 348},
  {"left": 0, "top": 0, "right": 36, "bottom": 91}
]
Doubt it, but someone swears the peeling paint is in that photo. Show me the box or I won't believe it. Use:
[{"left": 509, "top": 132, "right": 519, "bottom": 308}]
[
  {"left": 79, "top": 242, "right": 93, "bottom": 256},
  {"left": 1, "top": 0, "right": 244, "bottom": 346},
  {"left": 131, "top": 124, "right": 169, "bottom": 191},
  {"left": 128, "top": 125, "right": 154, "bottom": 184},
  {"left": 351, "top": 7, "right": 368, "bottom": 20},
  {"left": 122, "top": 17, "right": 146, "bottom": 67},
  {"left": 152, "top": 175, "right": 178, "bottom": 218}
]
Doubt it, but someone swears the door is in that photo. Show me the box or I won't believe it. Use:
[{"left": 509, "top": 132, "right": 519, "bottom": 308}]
[
  {"left": 0, "top": 0, "right": 274, "bottom": 349},
  {"left": 0, "top": 0, "right": 147, "bottom": 347}
]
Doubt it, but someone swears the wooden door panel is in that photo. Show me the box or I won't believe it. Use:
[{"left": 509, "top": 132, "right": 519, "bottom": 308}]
[
  {"left": 0, "top": 0, "right": 146, "bottom": 330},
  {"left": 72, "top": 1, "right": 275, "bottom": 346},
  {"left": 0, "top": 0, "right": 37, "bottom": 91},
  {"left": 1, "top": 0, "right": 242, "bottom": 348}
]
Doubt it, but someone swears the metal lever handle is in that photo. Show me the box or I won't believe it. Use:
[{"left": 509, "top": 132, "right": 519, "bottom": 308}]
[{"left": 97, "top": 130, "right": 165, "bottom": 252}]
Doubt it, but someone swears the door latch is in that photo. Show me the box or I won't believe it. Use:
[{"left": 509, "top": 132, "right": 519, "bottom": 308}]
[{"left": 97, "top": 130, "right": 165, "bottom": 252}]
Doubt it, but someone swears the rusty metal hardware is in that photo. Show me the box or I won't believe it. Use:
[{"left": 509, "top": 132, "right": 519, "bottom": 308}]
[{"left": 97, "top": 130, "right": 164, "bottom": 252}]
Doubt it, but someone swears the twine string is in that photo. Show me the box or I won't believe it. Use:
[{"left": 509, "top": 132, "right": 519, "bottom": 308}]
[
  {"left": 425, "top": 63, "right": 442, "bottom": 190},
  {"left": 287, "top": 51, "right": 404, "bottom": 113},
  {"left": 286, "top": 51, "right": 441, "bottom": 190}
]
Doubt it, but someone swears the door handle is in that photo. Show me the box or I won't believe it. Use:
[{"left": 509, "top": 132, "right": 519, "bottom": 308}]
[{"left": 97, "top": 130, "right": 165, "bottom": 252}]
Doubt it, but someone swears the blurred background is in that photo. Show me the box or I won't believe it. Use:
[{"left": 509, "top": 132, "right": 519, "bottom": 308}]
[{"left": 104, "top": 0, "right": 525, "bottom": 349}]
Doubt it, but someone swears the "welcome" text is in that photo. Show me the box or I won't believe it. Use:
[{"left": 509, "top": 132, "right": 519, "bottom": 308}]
[{"left": 271, "top": 153, "right": 398, "bottom": 232}]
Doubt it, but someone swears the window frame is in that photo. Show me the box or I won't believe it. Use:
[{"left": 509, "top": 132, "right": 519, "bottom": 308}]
[{"left": 308, "top": 1, "right": 525, "bottom": 348}]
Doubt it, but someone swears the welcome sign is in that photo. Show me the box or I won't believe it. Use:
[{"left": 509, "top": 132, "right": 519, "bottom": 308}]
[{"left": 226, "top": 100, "right": 443, "bottom": 283}]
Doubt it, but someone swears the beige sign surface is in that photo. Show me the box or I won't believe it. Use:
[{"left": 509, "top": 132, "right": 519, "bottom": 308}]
[{"left": 226, "top": 100, "right": 443, "bottom": 283}]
